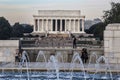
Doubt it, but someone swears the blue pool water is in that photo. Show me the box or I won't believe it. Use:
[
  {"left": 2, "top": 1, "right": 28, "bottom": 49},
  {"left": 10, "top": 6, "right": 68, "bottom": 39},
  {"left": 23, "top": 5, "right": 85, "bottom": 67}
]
[{"left": 0, "top": 71, "right": 119, "bottom": 80}]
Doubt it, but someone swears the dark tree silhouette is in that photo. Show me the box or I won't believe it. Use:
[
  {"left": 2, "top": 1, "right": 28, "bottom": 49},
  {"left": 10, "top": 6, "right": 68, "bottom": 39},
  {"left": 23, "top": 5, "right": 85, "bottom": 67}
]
[
  {"left": 86, "top": 2, "right": 120, "bottom": 40},
  {"left": 103, "top": 2, "right": 120, "bottom": 24},
  {"left": 86, "top": 22, "right": 106, "bottom": 40},
  {"left": 0, "top": 17, "right": 12, "bottom": 40},
  {"left": 21, "top": 24, "right": 33, "bottom": 33},
  {"left": 11, "top": 23, "right": 33, "bottom": 37},
  {"left": 12, "top": 22, "right": 24, "bottom": 37}
]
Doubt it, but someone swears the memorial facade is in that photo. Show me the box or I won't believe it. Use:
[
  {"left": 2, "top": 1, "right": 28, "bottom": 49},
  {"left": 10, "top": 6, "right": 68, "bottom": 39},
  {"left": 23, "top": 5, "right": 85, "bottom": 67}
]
[{"left": 33, "top": 10, "right": 85, "bottom": 34}]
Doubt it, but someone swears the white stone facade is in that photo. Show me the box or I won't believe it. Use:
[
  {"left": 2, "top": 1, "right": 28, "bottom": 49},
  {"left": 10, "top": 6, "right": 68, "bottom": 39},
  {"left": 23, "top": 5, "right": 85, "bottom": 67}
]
[
  {"left": 0, "top": 40, "right": 19, "bottom": 62},
  {"left": 104, "top": 24, "right": 120, "bottom": 63},
  {"left": 33, "top": 10, "right": 85, "bottom": 34}
]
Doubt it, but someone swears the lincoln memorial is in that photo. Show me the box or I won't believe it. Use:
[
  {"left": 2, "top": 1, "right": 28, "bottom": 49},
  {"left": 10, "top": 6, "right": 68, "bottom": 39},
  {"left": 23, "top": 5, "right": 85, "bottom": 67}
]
[{"left": 33, "top": 10, "right": 85, "bottom": 35}]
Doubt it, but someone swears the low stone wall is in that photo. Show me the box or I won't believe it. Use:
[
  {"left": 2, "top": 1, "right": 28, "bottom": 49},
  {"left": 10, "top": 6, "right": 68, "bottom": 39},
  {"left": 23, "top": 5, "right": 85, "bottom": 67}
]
[
  {"left": 24, "top": 48, "right": 103, "bottom": 63},
  {"left": 0, "top": 40, "right": 103, "bottom": 63},
  {"left": 0, "top": 40, "right": 19, "bottom": 62}
]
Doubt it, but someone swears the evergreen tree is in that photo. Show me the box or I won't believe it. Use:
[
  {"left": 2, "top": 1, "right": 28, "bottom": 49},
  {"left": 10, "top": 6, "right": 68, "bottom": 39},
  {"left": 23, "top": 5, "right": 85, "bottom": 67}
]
[
  {"left": 0, "top": 17, "right": 12, "bottom": 40},
  {"left": 103, "top": 2, "right": 120, "bottom": 24},
  {"left": 87, "top": 2, "right": 120, "bottom": 40},
  {"left": 12, "top": 22, "right": 24, "bottom": 37},
  {"left": 86, "top": 22, "right": 106, "bottom": 40}
]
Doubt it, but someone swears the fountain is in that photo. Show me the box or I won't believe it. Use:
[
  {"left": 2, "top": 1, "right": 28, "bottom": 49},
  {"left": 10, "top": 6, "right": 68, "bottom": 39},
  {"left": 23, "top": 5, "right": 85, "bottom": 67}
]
[
  {"left": 47, "top": 55, "right": 60, "bottom": 80},
  {"left": 55, "top": 51, "right": 64, "bottom": 63},
  {"left": 0, "top": 50, "right": 119, "bottom": 80},
  {"left": 36, "top": 50, "right": 47, "bottom": 63},
  {"left": 55, "top": 51, "right": 71, "bottom": 79},
  {"left": 20, "top": 50, "right": 30, "bottom": 80},
  {"left": 88, "top": 52, "right": 98, "bottom": 64},
  {"left": 108, "top": 52, "right": 120, "bottom": 80},
  {"left": 87, "top": 52, "right": 98, "bottom": 73},
  {"left": 70, "top": 52, "right": 91, "bottom": 80},
  {"left": 31, "top": 50, "right": 47, "bottom": 78},
  {"left": 0, "top": 48, "right": 13, "bottom": 78},
  {"left": 92, "top": 56, "right": 113, "bottom": 80},
  {"left": 71, "top": 51, "right": 79, "bottom": 62},
  {"left": 55, "top": 51, "right": 67, "bottom": 72}
]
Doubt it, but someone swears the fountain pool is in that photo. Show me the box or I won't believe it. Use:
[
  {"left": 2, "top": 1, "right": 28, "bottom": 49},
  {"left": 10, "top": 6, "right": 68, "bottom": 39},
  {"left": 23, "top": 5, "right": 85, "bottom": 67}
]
[
  {"left": 0, "top": 50, "right": 120, "bottom": 80},
  {"left": 0, "top": 71, "right": 119, "bottom": 80}
]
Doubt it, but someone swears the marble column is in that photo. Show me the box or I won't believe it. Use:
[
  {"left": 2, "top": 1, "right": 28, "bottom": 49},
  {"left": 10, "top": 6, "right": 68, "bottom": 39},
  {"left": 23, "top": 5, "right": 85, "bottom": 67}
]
[
  {"left": 80, "top": 19, "right": 82, "bottom": 31},
  {"left": 46, "top": 19, "right": 48, "bottom": 31},
  {"left": 41, "top": 19, "right": 44, "bottom": 32},
  {"left": 82, "top": 19, "right": 84, "bottom": 32},
  {"left": 78, "top": 19, "right": 80, "bottom": 32},
  {"left": 69, "top": 19, "right": 71, "bottom": 31},
  {"left": 60, "top": 19, "right": 62, "bottom": 31},
  {"left": 55, "top": 19, "right": 57, "bottom": 31},
  {"left": 37, "top": 19, "right": 40, "bottom": 31},
  {"left": 34, "top": 19, "right": 36, "bottom": 32},
  {"left": 73, "top": 19, "right": 75, "bottom": 32},
  {"left": 65, "top": 19, "right": 66, "bottom": 31},
  {"left": 51, "top": 19, "right": 53, "bottom": 31}
]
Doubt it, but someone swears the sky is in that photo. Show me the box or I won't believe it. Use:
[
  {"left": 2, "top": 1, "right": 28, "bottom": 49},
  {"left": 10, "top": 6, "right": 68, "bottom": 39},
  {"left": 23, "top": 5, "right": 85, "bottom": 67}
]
[{"left": 0, "top": 0, "right": 119, "bottom": 25}]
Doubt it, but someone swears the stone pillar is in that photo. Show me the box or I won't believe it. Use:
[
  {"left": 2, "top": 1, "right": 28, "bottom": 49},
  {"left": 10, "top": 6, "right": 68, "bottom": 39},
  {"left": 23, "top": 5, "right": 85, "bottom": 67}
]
[
  {"left": 78, "top": 19, "right": 80, "bottom": 32},
  {"left": 55, "top": 19, "right": 57, "bottom": 31},
  {"left": 41, "top": 19, "right": 44, "bottom": 32},
  {"left": 69, "top": 19, "right": 71, "bottom": 31},
  {"left": 60, "top": 19, "right": 62, "bottom": 31},
  {"left": 82, "top": 19, "right": 84, "bottom": 32},
  {"left": 34, "top": 19, "right": 36, "bottom": 32},
  {"left": 46, "top": 19, "right": 48, "bottom": 31},
  {"left": 73, "top": 19, "right": 75, "bottom": 32},
  {"left": 104, "top": 24, "right": 120, "bottom": 63},
  {"left": 65, "top": 19, "right": 66, "bottom": 32},
  {"left": 51, "top": 19, "right": 53, "bottom": 31},
  {"left": 37, "top": 19, "right": 40, "bottom": 32}
]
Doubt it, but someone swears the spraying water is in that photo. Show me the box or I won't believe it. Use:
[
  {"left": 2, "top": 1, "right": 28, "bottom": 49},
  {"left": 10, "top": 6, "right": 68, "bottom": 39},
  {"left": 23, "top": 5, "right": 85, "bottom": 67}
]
[
  {"left": 93, "top": 56, "right": 113, "bottom": 80},
  {"left": 21, "top": 50, "right": 30, "bottom": 80},
  {"left": 36, "top": 50, "right": 47, "bottom": 63},
  {"left": 87, "top": 52, "right": 98, "bottom": 72},
  {"left": 48, "top": 55, "right": 60, "bottom": 80},
  {"left": 88, "top": 52, "right": 98, "bottom": 64},
  {"left": 55, "top": 51, "right": 63, "bottom": 63},
  {"left": 70, "top": 52, "right": 90, "bottom": 80}
]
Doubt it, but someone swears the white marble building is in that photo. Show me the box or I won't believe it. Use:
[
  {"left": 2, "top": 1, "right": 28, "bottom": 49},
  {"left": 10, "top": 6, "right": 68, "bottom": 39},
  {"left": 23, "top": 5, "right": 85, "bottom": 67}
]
[{"left": 33, "top": 10, "right": 85, "bottom": 34}]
